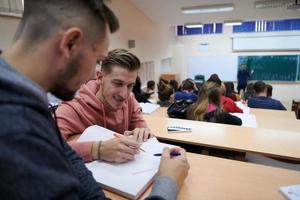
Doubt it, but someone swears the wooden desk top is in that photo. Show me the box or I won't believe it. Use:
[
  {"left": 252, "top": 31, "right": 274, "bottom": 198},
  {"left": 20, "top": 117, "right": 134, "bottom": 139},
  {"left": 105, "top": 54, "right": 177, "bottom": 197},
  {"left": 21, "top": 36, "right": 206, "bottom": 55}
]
[
  {"left": 255, "top": 115, "right": 300, "bottom": 132},
  {"left": 250, "top": 108, "right": 295, "bottom": 119},
  {"left": 104, "top": 153, "right": 300, "bottom": 200},
  {"left": 147, "top": 107, "right": 300, "bottom": 132},
  {"left": 149, "top": 106, "right": 168, "bottom": 117},
  {"left": 150, "top": 107, "right": 296, "bottom": 119},
  {"left": 143, "top": 115, "right": 300, "bottom": 161}
]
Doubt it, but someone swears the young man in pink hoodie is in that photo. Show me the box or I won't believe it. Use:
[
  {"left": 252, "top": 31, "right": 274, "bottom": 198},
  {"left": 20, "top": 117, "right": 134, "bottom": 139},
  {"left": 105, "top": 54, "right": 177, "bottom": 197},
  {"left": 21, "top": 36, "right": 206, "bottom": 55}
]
[{"left": 56, "top": 49, "right": 154, "bottom": 163}]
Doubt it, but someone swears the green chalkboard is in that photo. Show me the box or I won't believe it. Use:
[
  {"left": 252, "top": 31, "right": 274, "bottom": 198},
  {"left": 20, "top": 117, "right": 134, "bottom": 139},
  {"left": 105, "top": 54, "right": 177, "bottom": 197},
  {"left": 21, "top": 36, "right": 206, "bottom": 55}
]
[{"left": 238, "top": 55, "right": 299, "bottom": 81}]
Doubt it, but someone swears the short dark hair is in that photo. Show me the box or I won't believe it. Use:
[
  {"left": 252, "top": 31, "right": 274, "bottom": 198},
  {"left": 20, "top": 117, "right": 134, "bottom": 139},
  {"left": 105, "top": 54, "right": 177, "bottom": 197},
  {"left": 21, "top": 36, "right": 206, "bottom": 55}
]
[
  {"left": 266, "top": 84, "right": 273, "bottom": 97},
  {"left": 101, "top": 49, "right": 141, "bottom": 73},
  {"left": 14, "top": 0, "right": 119, "bottom": 45},
  {"left": 132, "top": 76, "right": 142, "bottom": 95},
  {"left": 147, "top": 80, "right": 155, "bottom": 90},
  {"left": 253, "top": 81, "right": 266, "bottom": 94},
  {"left": 181, "top": 79, "right": 194, "bottom": 91}
]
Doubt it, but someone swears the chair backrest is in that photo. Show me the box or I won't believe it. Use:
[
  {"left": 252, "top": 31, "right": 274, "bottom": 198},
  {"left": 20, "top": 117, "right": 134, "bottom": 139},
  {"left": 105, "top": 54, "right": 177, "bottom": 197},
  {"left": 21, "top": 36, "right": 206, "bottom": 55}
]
[
  {"left": 194, "top": 75, "right": 205, "bottom": 90},
  {"left": 194, "top": 75, "right": 205, "bottom": 83},
  {"left": 291, "top": 99, "right": 300, "bottom": 112},
  {"left": 296, "top": 105, "right": 300, "bottom": 119}
]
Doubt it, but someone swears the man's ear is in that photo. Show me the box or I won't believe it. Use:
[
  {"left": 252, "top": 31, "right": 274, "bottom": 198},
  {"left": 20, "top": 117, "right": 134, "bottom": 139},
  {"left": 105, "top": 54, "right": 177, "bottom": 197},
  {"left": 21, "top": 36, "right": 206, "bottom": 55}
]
[
  {"left": 96, "top": 70, "right": 104, "bottom": 83},
  {"left": 59, "top": 27, "right": 83, "bottom": 59}
]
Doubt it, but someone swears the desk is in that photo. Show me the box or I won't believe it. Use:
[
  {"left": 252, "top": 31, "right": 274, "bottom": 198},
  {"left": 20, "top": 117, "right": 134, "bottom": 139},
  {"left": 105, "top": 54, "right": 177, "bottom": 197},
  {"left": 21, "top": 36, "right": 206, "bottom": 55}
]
[
  {"left": 104, "top": 153, "right": 300, "bottom": 200},
  {"left": 143, "top": 115, "right": 300, "bottom": 161},
  {"left": 250, "top": 108, "right": 295, "bottom": 119},
  {"left": 150, "top": 107, "right": 296, "bottom": 119},
  {"left": 147, "top": 107, "right": 300, "bottom": 132},
  {"left": 150, "top": 106, "right": 168, "bottom": 117},
  {"left": 255, "top": 115, "right": 300, "bottom": 132}
]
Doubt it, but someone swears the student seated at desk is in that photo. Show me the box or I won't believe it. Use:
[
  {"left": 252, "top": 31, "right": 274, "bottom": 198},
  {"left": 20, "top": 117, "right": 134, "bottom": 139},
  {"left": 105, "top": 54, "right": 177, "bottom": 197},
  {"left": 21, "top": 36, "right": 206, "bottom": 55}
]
[
  {"left": 175, "top": 79, "right": 198, "bottom": 102},
  {"left": 248, "top": 81, "right": 286, "bottom": 110},
  {"left": 0, "top": 1, "right": 190, "bottom": 200},
  {"left": 132, "top": 76, "right": 151, "bottom": 103},
  {"left": 220, "top": 82, "right": 243, "bottom": 113},
  {"left": 157, "top": 79, "right": 174, "bottom": 107},
  {"left": 187, "top": 82, "right": 242, "bottom": 126},
  {"left": 224, "top": 82, "right": 240, "bottom": 102},
  {"left": 243, "top": 83, "right": 255, "bottom": 102},
  {"left": 206, "top": 74, "right": 243, "bottom": 113},
  {"left": 266, "top": 84, "right": 273, "bottom": 98},
  {"left": 146, "top": 80, "right": 155, "bottom": 95},
  {"left": 169, "top": 79, "right": 179, "bottom": 92},
  {"left": 56, "top": 49, "right": 154, "bottom": 163}
]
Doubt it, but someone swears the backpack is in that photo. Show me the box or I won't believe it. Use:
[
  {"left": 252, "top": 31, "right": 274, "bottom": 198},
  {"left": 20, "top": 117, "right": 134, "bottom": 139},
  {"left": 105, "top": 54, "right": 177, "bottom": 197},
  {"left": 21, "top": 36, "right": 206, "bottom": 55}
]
[{"left": 167, "top": 99, "right": 194, "bottom": 119}]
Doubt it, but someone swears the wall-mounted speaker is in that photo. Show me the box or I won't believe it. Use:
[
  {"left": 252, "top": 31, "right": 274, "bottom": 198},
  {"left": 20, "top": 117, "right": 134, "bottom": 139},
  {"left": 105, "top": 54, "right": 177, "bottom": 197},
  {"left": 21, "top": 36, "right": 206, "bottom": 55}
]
[{"left": 128, "top": 40, "right": 135, "bottom": 49}]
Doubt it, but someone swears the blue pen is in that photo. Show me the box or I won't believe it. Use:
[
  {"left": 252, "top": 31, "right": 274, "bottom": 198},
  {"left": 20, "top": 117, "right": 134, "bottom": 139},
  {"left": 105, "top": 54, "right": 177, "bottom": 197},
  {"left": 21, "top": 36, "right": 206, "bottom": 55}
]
[{"left": 153, "top": 152, "right": 181, "bottom": 157}]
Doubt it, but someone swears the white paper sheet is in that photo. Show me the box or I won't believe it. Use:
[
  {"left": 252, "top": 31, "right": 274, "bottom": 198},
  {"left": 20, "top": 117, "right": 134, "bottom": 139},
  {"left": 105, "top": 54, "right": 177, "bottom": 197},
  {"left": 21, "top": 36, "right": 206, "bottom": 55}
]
[
  {"left": 231, "top": 113, "right": 258, "bottom": 128},
  {"left": 77, "top": 125, "right": 170, "bottom": 199},
  {"left": 138, "top": 102, "right": 160, "bottom": 114}
]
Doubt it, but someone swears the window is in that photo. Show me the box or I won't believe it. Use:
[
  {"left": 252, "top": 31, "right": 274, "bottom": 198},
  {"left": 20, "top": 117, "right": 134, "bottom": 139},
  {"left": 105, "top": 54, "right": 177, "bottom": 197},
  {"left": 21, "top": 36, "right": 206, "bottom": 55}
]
[
  {"left": 139, "top": 61, "right": 155, "bottom": 88},
  {"left": 176, "top": 23, "right": 223, "bottom": 36},
  {"left": 233, "top": 18, "right": 300, "bottom": 33}
]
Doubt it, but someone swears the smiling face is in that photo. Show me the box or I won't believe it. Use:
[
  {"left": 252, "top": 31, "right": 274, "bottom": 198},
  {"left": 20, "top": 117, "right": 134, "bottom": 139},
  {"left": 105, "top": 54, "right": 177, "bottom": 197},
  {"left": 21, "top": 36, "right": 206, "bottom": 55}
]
[{"left": 96, "top": 66, "right": 138, "bottom": 110}]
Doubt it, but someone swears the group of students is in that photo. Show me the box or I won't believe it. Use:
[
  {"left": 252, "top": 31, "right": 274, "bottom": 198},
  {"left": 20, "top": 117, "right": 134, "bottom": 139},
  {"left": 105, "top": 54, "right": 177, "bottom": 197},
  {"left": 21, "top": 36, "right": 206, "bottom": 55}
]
[
  {"left": 154, "top": 72, "right": 286, "bottom": 127},
  {"left": 0, "top": 1, "right": 189, "bottom": 199},
  {"left": 156, "top": 74, "right": 243, "bottom": 126}
]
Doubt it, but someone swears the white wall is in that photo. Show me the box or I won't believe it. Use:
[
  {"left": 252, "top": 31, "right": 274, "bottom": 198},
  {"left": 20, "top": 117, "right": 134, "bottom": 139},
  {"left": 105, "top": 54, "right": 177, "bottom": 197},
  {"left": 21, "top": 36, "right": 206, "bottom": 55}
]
[
  {"left": 0, "top": 1, "right": 175, "bottom": 84},
  {"left": 108, "top": 0, "right": 175, "bottom": 81},
  {"left": 0, "top": 15, "right": 20, "bottom": 50},
  {"left": 173, "top": 26, "right": 300, "bottom": 109}
]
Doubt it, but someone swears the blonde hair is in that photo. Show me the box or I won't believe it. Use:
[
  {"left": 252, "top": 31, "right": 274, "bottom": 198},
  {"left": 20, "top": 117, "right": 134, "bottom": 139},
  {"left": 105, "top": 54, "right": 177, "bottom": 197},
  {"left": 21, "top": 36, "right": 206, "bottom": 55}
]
[
  {"left": 193, "top": 82, "right": 221, "bottom": 121},
  {"left": 220, "top": 82, "right": 226, "bottom": 95}
]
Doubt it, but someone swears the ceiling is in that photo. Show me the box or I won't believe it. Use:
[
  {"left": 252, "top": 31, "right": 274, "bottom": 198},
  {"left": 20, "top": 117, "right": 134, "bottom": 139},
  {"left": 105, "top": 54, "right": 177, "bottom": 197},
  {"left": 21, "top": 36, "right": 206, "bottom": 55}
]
[{"left": 129, "top": 0, "right": 300, "bottom": 26}]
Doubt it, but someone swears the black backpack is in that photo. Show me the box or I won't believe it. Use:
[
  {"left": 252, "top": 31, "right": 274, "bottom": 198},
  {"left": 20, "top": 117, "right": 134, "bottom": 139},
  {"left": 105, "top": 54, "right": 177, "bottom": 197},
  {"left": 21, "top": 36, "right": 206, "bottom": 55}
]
[{"left": 167, "top": 99, "right": 194, "bottom": 119}]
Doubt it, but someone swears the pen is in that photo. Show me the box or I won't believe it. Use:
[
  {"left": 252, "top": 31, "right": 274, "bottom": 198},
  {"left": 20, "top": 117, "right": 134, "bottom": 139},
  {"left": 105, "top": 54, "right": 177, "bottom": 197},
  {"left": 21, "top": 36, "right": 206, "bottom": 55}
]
[
  {"left": 113, "top": 133, "right": 146, "bottom": 152},
  {"left": 153, "top": 152, "right": 181, "bottom": 157}
]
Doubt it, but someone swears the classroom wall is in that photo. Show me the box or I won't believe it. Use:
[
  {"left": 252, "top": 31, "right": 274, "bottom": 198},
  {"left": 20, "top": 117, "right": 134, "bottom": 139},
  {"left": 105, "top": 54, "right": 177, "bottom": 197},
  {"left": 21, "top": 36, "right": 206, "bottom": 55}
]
[
  {"left": 173, "top": 26, "right": 300, "bottom": 108},
  {"left": 0, "top": 15, "right": 20, "bottom": 50},
  {"left": 0, "top": 1, "right": 175, "bottom": 83},
  {"left": 108, "top": 0, "right": 175, "bottom": 82}
]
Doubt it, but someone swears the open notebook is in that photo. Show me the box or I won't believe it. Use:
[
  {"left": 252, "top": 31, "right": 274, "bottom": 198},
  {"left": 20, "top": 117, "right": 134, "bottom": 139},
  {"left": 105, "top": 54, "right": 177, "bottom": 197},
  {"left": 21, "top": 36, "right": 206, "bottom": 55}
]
[
  {"left": 78, "top": 125, "right": 172, "bottom": 200},
  {"left": 280, "top": 184, "right": 300, "bottom": 200}
]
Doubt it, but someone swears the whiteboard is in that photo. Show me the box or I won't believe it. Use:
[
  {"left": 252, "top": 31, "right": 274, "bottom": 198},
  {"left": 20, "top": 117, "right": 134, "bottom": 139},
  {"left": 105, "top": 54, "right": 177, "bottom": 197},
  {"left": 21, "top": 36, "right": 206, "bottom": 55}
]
[{"left": 188, "top": 55, "right": 238, "bottom": 82}]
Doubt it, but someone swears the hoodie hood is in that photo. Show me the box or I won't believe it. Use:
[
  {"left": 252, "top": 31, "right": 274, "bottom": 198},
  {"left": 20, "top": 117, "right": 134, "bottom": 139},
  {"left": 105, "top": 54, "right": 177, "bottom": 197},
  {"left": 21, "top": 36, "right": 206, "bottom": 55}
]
[{"left": 66, "top": 79, "right": 129, "bottom": 132}]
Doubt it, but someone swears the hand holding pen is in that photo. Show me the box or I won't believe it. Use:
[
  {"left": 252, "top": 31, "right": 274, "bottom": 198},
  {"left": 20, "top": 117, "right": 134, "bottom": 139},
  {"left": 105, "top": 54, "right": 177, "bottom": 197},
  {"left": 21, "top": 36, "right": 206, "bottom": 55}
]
[
  {"left": 95, "top": 133, "right": 141, "bottom": 163},
  {"left": 157, "top": 148, "right": 190, "bottom": 188}
]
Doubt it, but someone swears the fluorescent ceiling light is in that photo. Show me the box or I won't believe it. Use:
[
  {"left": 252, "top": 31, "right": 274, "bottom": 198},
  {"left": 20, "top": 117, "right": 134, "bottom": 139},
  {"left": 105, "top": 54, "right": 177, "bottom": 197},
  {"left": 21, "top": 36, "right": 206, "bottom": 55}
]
[
  {"left": 287, "top": 3, "right": 300, "bottom": 10},
  {"left": 185, "top": 23, "right": 203, "bottom": 28},
  {"left": 224, "top": 20, "right": 243, "bottom": 26},
  {"left": 255, "top": 0, "right": 295, "bottom": 9},
  {"left": 182, "top": 3, "right": 234, "bottom": 14}
]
